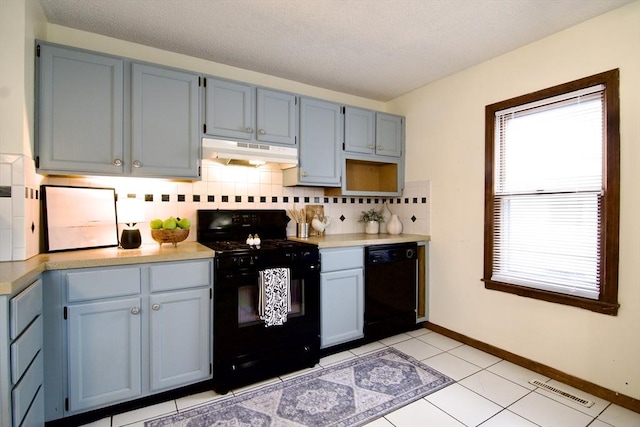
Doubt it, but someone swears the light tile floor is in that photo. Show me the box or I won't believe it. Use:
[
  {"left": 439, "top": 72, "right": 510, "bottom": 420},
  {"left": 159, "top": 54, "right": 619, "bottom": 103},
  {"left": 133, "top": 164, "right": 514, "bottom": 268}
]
[{"left": 80, "top": 329, "right": 640, "bottom": 427}]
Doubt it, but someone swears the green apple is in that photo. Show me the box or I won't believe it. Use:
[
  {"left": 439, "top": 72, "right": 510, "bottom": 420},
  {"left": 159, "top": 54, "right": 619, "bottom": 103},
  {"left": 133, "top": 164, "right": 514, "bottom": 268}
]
[
  {"left": 162, "top": 217, "right": 177, "bottom": 230},
  {"left": 177, "top": 218, "right": 191, "bottom": 229},
  {"left": 150, "top": 219, "right": 163, "bottom": 229}
]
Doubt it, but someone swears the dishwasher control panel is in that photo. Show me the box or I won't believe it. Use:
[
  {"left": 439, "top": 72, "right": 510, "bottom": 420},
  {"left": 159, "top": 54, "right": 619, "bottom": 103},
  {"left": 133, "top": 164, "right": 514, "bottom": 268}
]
[{"left": 366, "top": 243, "right": 417, "bottom": 264}]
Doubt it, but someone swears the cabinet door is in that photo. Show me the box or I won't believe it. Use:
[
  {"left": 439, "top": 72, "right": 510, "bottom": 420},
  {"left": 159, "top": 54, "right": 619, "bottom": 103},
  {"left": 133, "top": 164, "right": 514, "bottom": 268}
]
[
  {"left": 256, "top": 88, "right": 297, "bottom": 145},
  {"left": 131, "top": 64, "right": 200, "bottom": 178},
  {"left": 375, "top": 113, "right": 403, "bottom": 157},
  {"left": 37, "top": 44, "right": 124, "bottom": 174},
  {"left": 344, "top": 107, "right": 375, "bottom": 154},
  {"left": 67, "top": 298, "right": 142, "bottom": 413},
  {"left": 149, "top": 288, "right": 211, "bottom": 392},
  {"left": 204, "top": 78, "right": 254, "bottom": 140},
  {"left": 298, "top": 98, "right": 342, "bottom": 186},
  {"left": 320, "top": 268, "right": 364, "bottom": 348}
]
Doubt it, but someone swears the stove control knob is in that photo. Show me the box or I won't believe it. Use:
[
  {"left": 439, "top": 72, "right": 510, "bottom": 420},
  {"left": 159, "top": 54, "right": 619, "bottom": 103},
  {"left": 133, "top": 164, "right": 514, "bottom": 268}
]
[{"left": 253, "top": 234, "right": 261, "bottom": 246}]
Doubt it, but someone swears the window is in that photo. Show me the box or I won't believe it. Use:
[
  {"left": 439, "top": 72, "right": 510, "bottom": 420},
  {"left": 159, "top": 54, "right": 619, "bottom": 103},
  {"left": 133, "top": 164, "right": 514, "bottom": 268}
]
[{"left": 483, "top": 69, "right": 620, "bottom": 315}]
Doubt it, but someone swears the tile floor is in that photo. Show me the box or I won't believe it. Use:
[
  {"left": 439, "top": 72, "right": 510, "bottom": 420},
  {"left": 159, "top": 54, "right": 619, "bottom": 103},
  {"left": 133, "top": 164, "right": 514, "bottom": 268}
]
[{"left": 80, "top": 329, "right": 640, "bottom": 427}]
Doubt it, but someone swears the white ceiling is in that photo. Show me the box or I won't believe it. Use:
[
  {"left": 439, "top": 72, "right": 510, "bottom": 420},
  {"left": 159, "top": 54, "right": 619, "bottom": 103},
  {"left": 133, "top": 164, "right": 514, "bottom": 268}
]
[{"left": 38, "top": 0, "right": 634, "bottom": 101}]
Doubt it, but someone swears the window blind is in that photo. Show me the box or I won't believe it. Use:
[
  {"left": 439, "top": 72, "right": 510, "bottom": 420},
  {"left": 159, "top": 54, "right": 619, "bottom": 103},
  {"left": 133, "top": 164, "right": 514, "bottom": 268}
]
[{"left": 492, "top": 85, "right": 604, "bottom": 299}]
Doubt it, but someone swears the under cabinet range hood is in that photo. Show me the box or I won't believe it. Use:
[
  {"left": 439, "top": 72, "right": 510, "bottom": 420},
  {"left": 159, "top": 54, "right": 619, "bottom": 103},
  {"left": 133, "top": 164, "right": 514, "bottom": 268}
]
[{"left": 202, "top": 137, "right": 298, "bottom": 167}]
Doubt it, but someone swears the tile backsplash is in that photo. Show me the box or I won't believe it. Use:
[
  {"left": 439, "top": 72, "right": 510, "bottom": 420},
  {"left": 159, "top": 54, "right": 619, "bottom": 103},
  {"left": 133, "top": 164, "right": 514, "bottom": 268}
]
[{"left": 0, "top": 158, "right": 430, "bottom": 260}]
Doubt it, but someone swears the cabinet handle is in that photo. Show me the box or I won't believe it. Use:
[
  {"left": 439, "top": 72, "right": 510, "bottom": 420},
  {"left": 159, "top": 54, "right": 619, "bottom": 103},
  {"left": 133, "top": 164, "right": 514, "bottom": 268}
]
[
  {"left": 258, "top": 129, "right": 266, "bottom": 135},
  {"left": 152, "top": 303, "right": 160, "bottom": 311},
  {"left": 131, "top": 307, "right": 140, "bottom": 315},
  {"left": 377, "top": 145, "right": 384, "bottom": 150},
  {"left": 367, "top": 145, "right": 375, "bottom": 149},
  {"left": 133, "top": 160, "right": 142, "bottom": 168},
  {"left": 113, "top": 158, "right": 123, "bottom": 166},
  {"left": 244, "top": 127, "right": 253, "bottom": 133}
]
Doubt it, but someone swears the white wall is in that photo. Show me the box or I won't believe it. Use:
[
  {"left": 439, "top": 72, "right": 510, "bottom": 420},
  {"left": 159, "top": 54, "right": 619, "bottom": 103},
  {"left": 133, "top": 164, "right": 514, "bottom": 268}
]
[{"left": 389, "top": 2, "right": 640, "bottom": 400}]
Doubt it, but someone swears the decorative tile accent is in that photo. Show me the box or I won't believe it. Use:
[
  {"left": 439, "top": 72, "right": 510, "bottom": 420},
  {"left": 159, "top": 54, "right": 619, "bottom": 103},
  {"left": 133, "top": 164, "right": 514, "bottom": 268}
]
[
  {"left": 422, "top": 197, "right": 427, "bottom": 203},
  {"left": 208, "top": 195, "right": 215, "bottom": 202},
  {"left": 248, "top": 196, "right": 255, "bottom": 203},
  {"left": 235, "top": 196, "right": 242, "bottom": 203},
  {"left": 340, "top": 215, "right": 346, "bottom": 222},
  {"left": 193, "top": 195, "right": 200, "bottom": 202},
  {"left": 145, "top": 194, "right": 153, "bottom": 202},
  {"left": 411, "top": 215, "right": 417, "bottom": 222},
  {"left": 304, "top": 196, "right": 310, "bottom": 203},
  {"left": 314, "top": 197, "right": 320, "bottom": 203},
  {"left": 413, "top": 197, "right": 418, "bottom": 203},
  {"left": 178, "top": 194, "right": 186, "bottom": 202},
  {"left": 283, "top": 196, "right": 289, "bottom": 203},
  {"left": 0, "top": 186, "right": 10, "bottom": 198},
  {"left": 294, "top": 197, "right": 300, "bottom": 203},
  {"left": 260, "top": 196, "right": 266, "bottom": 203},
  {"left": 272, "top": 196, "right": 278, "bottom": 203},
  {"left": 222, "top": 195, "right": 229, "bottom": 202},
  {"left": 162, "top": 194, "right": 170, "bottom": 202}
]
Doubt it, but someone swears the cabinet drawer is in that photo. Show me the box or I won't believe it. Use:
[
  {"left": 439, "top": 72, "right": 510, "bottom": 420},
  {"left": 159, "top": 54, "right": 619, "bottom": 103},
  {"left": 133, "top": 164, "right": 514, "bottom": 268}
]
[
  {"left": 14, "top": 385, "right": 43, "bottom": 427},
  {"left": 67, "top": 267, "right": 140, "bottom": 301},
  {"left": 149, "top": 260, "right": 211, "bottom": 292},
  {"left": 12, "top": 351, "right": 43, "bottom": 426},
  {"left": 10, "top": 279, "right": 42, "bottom": 340},
  {"left": 321, "top": 247, "right": 364, "bottom": 272},
  {"left": 10, "top": 315, "right": 43, "bottom": 384}
]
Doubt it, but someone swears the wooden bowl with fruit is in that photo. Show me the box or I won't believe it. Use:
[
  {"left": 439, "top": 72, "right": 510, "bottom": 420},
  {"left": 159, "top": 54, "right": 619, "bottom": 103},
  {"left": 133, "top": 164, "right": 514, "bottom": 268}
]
[{"left": 150, "top": 217, "right": 190, "bottom": 247}]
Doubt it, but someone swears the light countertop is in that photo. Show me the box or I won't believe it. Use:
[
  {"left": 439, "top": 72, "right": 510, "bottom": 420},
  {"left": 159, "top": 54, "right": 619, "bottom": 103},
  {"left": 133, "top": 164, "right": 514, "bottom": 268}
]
[
  {"left": 1, "top": 233, "right": 430, "bottom": 296},
  {"left": 0, "top": 242, "right": 214, "bottom": 296},
  {"left": 289, "top": 233, "right": 430, "bottom": 248}
]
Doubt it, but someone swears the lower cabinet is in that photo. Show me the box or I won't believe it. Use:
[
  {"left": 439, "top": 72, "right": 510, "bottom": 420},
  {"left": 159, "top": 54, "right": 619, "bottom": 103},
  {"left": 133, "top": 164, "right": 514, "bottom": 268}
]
[
  {"left": 320, "top": 247, "right": 364, "bottom": 349},
  {"left": 0, "top": 278, "right": 44, "bottom": 427},
  {"left": 67, "top": 297, "right": 142, "bottom": 412},
  {"left": 43, "top": 259, "right": 213, "bottom": 421}
]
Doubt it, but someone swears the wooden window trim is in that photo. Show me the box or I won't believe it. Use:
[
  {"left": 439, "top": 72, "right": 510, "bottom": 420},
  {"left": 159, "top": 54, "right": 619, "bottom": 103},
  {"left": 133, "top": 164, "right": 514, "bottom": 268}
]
[{"left": 483, "top": 69, "right": 620, "bottom": 315}]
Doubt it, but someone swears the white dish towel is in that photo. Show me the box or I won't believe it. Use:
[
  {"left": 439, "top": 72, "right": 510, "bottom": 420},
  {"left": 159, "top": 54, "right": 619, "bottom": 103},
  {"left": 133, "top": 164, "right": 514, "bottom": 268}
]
[{"left": 258, "top": 267, "right": 291, "bottom": 327}]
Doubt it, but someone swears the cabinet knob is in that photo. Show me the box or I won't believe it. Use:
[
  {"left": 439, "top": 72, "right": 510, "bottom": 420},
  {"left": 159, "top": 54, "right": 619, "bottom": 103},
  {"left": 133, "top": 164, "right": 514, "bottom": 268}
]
[
  {"left": 377, "top": 145, "right": 384, "bottom": 150},
  {"left": 258, "top": 129, "right": 266, "bottom": 135},
  {"left": 368, "top": 145, "right": 375, "bottom": 149},
  {"left": 131, "top": 307, "right": 140, "bottom": 315},
  {"left": 244, "top": 127, "right": 253, "bottom": 133},
  {"left": 301, "top": 170, "right": 308, "bottom": 177},
  {"left": 133, "top": 160, "right": 143, "bottom": 168},
  {"left": 113, "top": 158, "right": 123, "bottom": 166},
  {"left": 152, "top": 303, "right": 160, "bottom": 311}
]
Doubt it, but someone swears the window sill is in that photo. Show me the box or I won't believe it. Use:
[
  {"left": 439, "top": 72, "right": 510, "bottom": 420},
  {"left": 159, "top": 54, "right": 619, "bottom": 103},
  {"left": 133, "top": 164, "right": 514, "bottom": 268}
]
[{"left": 482, "top": 279, "right": 619, "bottom": 316}]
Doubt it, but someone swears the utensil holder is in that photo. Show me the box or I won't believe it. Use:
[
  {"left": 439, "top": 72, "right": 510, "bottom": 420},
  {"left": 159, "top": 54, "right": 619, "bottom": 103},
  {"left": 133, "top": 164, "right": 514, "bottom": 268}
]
[{"left": 296, "top": 223, "right": 309, "bottom": 238}]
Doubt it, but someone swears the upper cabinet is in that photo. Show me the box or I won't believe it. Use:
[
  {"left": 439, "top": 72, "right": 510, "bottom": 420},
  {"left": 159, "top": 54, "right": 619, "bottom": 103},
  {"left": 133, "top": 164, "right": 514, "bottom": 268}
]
[
  {"left": 36, "top": 44, "right": 125, "bottom": 175},
  {"left": 344, "top": 107, "right": 403, "bottom": 158},
  {"left": 204, "top": 77, "right": 297, "bottom": 146},
  {"left": 36, "top": 42, "right": 201, "bottom": 180},
  {"left": 283, "top": 98, "right": 341, "bottom": 187},
  {"left": 131, "top": 63, "right": 200, "bottom": 178}
]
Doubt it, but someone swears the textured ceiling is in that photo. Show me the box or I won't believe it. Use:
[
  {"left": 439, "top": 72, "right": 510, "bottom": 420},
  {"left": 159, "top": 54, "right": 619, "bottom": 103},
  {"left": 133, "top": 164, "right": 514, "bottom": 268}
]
[{"left": 38, "top": 0, "right": 634, "bottom": 101}]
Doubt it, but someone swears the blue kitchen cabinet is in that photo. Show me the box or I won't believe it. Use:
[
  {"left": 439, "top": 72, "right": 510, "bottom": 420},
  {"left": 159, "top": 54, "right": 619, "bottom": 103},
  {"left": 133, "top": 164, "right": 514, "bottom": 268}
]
[
  {"left": 148, "top": 260, "right": 212, "bottom": 392},
  {"left": 131, "top": 63, "right": 200, "bottom": 178},
  {"left": 256, "top": 88, "right": 298, "bottom": 145},
  {"left": 344, "top": 107, "right": 403, "bottom": 158},
  {"left": 320, "top": 247, "right": 364, "bottom": 349},
  {"left": 36, "top": 42, "right": 201, "bottom": 180},
  {"left": 375, "top": 112, "right": 404, "bottom": 157},
  {"left": 204, "top": 78, "right": 297, "bottom": 146},
  {"left": 0, "top": 279, "right": 44, "bottom": 427},
  {"left": 67, "top": 297, "right": 142, "bottom": 413},
  {"left": 344, "top": 107, "right": 376, "bottom": 155},
  {"left": 43, "top": 260, "right": 212, "bottom": 421},
  {"left": 36, "top": 43, "right": 125, "bottom": 175},
  {"left": 283, "top": 97, "right": 342, "bottom": 187}
]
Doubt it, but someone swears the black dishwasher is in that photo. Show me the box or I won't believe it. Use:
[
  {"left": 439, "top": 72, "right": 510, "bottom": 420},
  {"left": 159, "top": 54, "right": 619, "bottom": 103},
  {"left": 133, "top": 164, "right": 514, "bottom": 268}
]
[{"left": 364, "top": 243, "right": 418, "bottom": 341}]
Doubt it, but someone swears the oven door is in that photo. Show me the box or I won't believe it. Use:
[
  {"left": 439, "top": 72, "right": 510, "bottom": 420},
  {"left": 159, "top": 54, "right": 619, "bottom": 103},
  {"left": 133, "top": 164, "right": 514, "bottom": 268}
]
[{"left": 213, "top": 262, "right": 320, "bottom": 392}]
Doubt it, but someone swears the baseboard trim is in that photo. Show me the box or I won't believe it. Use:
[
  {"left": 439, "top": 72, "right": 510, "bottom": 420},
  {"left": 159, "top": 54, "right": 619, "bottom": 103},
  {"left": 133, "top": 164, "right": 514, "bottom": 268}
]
[{"left": 424, "top": 321, "right": 640, "bottom": 414}]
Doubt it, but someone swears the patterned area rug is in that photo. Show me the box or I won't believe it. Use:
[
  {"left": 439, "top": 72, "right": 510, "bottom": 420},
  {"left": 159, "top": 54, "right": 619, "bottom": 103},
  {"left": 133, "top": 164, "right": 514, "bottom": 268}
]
[{"left": 145, "top": 347, "right": 454, "bottom": 427}]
